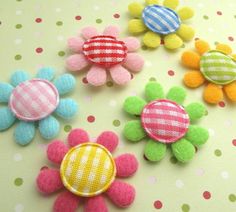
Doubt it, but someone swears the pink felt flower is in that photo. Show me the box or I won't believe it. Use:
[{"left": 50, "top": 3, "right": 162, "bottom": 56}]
[
  {"left": 36, "top": 128, "right": 138, "bottom": 212},
  {"left": 66, "top": 25, "right": 144, "bottom": 86}
]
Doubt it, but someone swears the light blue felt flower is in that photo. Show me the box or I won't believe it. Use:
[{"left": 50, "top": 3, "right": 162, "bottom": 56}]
[{"left": 0, "top": 67, "right": 78, "bottom": 146}]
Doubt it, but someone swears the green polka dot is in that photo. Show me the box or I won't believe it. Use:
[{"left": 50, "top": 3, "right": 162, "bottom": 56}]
[
  {"left": 141, "top": 45, "right": 148, "bottom": 50},
  {"left": 14, "top": 178, "right": 23, "bottom": 186},
  {"left": 205, "top": 110, "right": 208, "bottom": 116},
  {"left": 170, "top": 156, "right": 178, "bottom": 164},
  {"left": 64, "top": 125, "right": 72, "bottom": 132},
  {"left": 58, "top": 51, "right": 65, "bottom": 57},
  {"left": 203, "top": 15, "right": 209, "bottom": 20},
  {"left": 234, "top": 15, "right": 236, "bottom": 19},
  {"left": 229, "top": 194, "right": 236, "bottom": 202},
  {"left": 15, "top": 24, "right": 22, "bottom": 29},
  {"left": 181, "top": 44, "right": 185, "bottom": 48},
  {"left": 56, "top": 21, "right": 63, "bottom": 26},
  {"left": 15, "top": 54, "right": 22, "bottom": 60},
  {"left": 214, "top": 149, "right": 222, "bottom": 157},
  {"left": 113, "top": 119, "right": 121, "bottom": 127},
  {"left": 96, "top": 19, "right": 102, "bottom": 24},
  {"left": 214, "top": 41, "right": 219, "bottom": 45},
  {"left": 16, "top": 0, "right": 22, "bottom": 2},
  {"left": 149, "top": 77, "right": 156, "bottom": 82},
  {"left": 106, "top": 81, "right": 113, "bottom": 87},
  {"left": 182, "top": 204, "right": 190, "bottom": 212}
]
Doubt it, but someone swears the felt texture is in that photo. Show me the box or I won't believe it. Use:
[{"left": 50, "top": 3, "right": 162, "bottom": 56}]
[
  {"left": 110, "top": 64, "right": 131, "bottom": 85},
  {"left": 216, "top": 43, "right": 232, "bottom": 55},
  {"left": 164, "top": 34, "right": 183, "bottom": 49},
  {"left": 36, "top": 67, "right": 55, "bottom": 81},
  {"left": 67, "top": 37, "right": 84, "bottom": 53},
  {"left": 177, "top": 7, "right": 194, "bottom": 20},
  {"left": 185, "top": 102, "right": 206, "bottom": 121},
  {"left": 128, "top": 2, "right": 144, "bottom": 18},
  {"left": 224, "top": 82, "right": 236, "bottom": 101},
  {"left": 39, "top": 116, "right": 60, "bottom": 139},
  {"left": 67, "top": 128, "right": 90, "bottom": 147},
  {"left": 183, "top": 70, "right": 205, "bottom": 88},
  {"left": 54, "top": 74, "right": 76, "bottom": 95},
  {"left": 146, "top": 0, "right": 159, "bottom": 6},
  {"left": 181, "top": 51, "right": 200, "bottom": 69},
  {"left": 163, "top": 0, "right": 178, "bottom": 9},
  {"left": 55, "top": 99, "right": 78, "bottom": 119},
  {"left": 66, "top": 54, "right": 90, "bottom": 71},
  {"left": 115, "top": 154, "right": 138, "bottom": 177},
  {"left": 81, "top": 26, "right": 98, "bottom": 39},
  {"left": 103, "top": 25, "right": 120, "bottom": 38},
  {"left": 86, "top": 65, "right": 107, "bottom": 86},
  {"left": 122, "top": 37, "right": 140, "bottom": 52},
  {"left": 185, "top": 125, "right": 209, "bottom": 146},
  {"left": 123, "top": 96, "right": 146, "bottom": 115},
  {"left": 143, "top": 31, "right": 161, "bottom": 48},
  {"left": 10, "top": 70, "right": 30, "bottom": 87},
  {"left": 84, "top": 196, "right": 108, "bottom": 212},
  {"left": 14, "top": 121, "right": 35, "bottom": 145},
  {"left": 128, "top": 19, "right": 147, "bottom": 34},
  {"left": 0, "top": 108, "right": 15, "bottom": 131},
  {"left": 0, "top": 83, "right": 13, "bottom": 103},
  {"left": 145, "top": 81, "right": 165, "bottom": 101},
  {"left": 166, "top": 86, "right": 186, "bottom": 105},
  {"left": 176, "top": 24, "right": 195, "bottom": 41},
  {"left": 123, "top": 53, "right": 144, "bottom": 72},
  {"left": 195, "top": 40, "right": 210, "bottom": 55},
  {"left": 203, "top": 83, "right": 224, "bottom": 104},
  {"left": 47, "top": 141, "right": 69, "bottom": 164},
  {"left": 96, "top": 131, "right": 119, "bottom": 153},
  {"left": 123, "top": 120, "right": 146, "bottom": 142}
]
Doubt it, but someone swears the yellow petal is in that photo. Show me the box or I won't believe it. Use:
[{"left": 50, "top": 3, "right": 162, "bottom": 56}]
[
  {"left": 145, "top": 0, "right": 159, "bottom": 5},
  {"left": 203, "top": 83, "right": 223, "bottom": 104},
  {"left": 143, "top": 31, "right": 161, "bottom": 48},
  {"left": 231, "top": 54, "right": 236, "bottom": 61},
  {"left": 164, "top": 34, "right": 183, "bottom": 50},
  {"left": 216, "top": 43, "right": 232, "bottom": 55},
  {"left": 163, "top": 0, "right": 179, "bottom": 10},
  {"left": 128, "top": 2, "right": 144, "bottom": 18},
  {"left": 177, "top": 7, "right": 194, "bottom": 21},
  {"left": 176, "top": 24, "right": 195, "bottom": 41},
  {"left": 183, "top": 71, "right": 205, "bottom": 88},
  {"left": 195, "top": 40, "right": 210, "bottom": 55},
  {"left": 224, "top": 82, "right": 236, "bottom": 102},
  {"left": 181, "top": 51, "right": 200, "bottom": 69},
  {"left": 128, "top": 19, "right": 147, "bottom": 34}
]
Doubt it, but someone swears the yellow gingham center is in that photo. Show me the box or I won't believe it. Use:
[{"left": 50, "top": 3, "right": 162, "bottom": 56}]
[{"left": 60, "top": 142, "right": 116, "bottom": 197}]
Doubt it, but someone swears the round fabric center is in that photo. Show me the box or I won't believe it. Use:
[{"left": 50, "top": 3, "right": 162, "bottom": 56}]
[
  {"left": 142, "top": 5, "right": 181, "bottom": 35},
  {"left": 82, "top": 35, "right": 127, "bottom": 68},
  {"left": 200, "top": 50, "right": 236, "bottom": 85},
  {"left": 9, "top": 79, "right": 59, "bottom": 121},
  {"left": 60, "top": 143, "right": 116, "bottom": 197},
  {"left": 141, "top": 99, "right": 190, "bottom": 143}
]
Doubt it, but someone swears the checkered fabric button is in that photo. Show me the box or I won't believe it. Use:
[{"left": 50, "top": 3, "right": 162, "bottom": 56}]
[
  {"left": 141, "top": 99, "right": 190, "bottom": 143},
  {"left": 60, "top": 143, "right": 116, "bottom": 197},
  {"left": 9, "top": 79, "right": 59, "bottom": 121},
  {"left": 82, "top": 35, "right": 127, "bottom": 68}
]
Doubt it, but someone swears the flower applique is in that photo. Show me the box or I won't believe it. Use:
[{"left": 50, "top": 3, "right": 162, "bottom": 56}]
[
  {"left": 66, "top": 25, "right": 144, "bottom": 86},
  {"left": 36, "top": 128, "right": 138, "bottom": 212},
  {"left": 128, "top": 0, "right": 195, "bottom": 50},
  {"left": 123, "top": 81, "right": 209, "bottom": 163},
  {"left": 0, "top": 68, "right": 78, "bottom": 145},
  {"left": 182, "top": 39, "right": 236, "bottom": 104}
]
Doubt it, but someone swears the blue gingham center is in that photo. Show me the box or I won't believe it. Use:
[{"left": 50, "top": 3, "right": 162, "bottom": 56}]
[{"left": 142, "top": 5, "right": 181, "bottom": 35}]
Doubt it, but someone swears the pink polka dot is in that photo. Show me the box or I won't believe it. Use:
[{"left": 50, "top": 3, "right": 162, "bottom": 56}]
[
  {"left": 82, "top": 77, "right": 88, "bottom": 84},
  {"left": 87, "top": 115, "right": 95, "bottom": 123},
  {"left": 168, "top": 70, "right": 175, "bottom": 76},
  {"left": 35, "top": 18, "right": 42, "bottom": 23},
  {"left": 75, "top": 15, "right": 82, "bottom": 21},
  {"left": 154, "top": 200, "right": 163, "bottom": 209},
  {"left": 203, "top": 191, "right": 211, "bottom": 200},
  {"left": 217, "top": 11, "right": 222, "bottom": 15},
  {"left": 36, "top": 47, "right": 43, "bottom": 53},
  {"left": 232, "top": 139, "right": 236, "bottom": 146},
  {"left": 228, "top": 36, "right": 234, "bottom": 42},
  {"left": 113, "top": 13, "right": 120, "bottom": 19},
  {"left": 218, "top": 101, "right": 225, "bottom": 107}
]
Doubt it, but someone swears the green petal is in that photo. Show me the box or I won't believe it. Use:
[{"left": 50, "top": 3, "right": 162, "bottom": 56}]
[
  {"left": 171, "top": 138, "right": 195, "bottom": 163},
  {"left": 166, "top": 86, "right": 186, "bottom": 105},
  {"left": 123, "top": 96, "right": 146, "bottom": 115},
  {"left": 185, "top": 125, "right": 209, "bottom": 146},
  {"left": 185, "top": 102, "right": 206, "bottom": 122},
  {"left": 145, "top": 82, "right": 165, "bottom": 102},
  {"left": 144, "top": 139, "right": 167, "bottom": 162},
  {"left": 123, "top": 120, "right": 146, "bottom": 142}
]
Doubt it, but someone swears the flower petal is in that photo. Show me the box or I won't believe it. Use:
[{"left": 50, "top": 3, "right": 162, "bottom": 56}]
[
  {"left": 145, "top": 81, "right": 165, "bottom": 102},
  {"left": 123, "top": 120, "right": 146, "bottom": 142},
  {"left": 128, "top": 2, "right": 144, "bottom": 18},
  {"left": 164, "top": 34, "right": 183, "bottom": 50},
  {"left": 122, "top": 37, "right": 140, "bottom": 52},
  {"left": 106, "top": 180, "right": 135, "bottom": 208},
  {"left": 103, "top": 25, "right": 120, "bottom": 38},
  {"left": 47, "top": 141, "right": 69, "bottom": 164},
  {"left": 67, "top": 128, "right": 90, "bottom": 147},
  {"left": 67, "top": 37, "right": 84, "bottom": 53},
  {"left": 96, "top": 131, "right": 119, "bottom": 153},
  {"left": 123, "top": 53, "right": 144, "bottom": 72},
  {"left": 0, "top": 83, "right": 14, "bottom": 103},
  {"left": 55, "top": 99, "right": 78, "bottom": 119},
  {"left": 195, "top": 40, "right": 210, "bottom": 55},
  {"left": 86, "top": 65, "right": 107, "bottom": 86},
  {"left": 181, "top": 51, "right": 200, "bottom": 69},
  {"left": 176, "top": 24, "right": 195, "bottom": 41},
  {"left": 185, "top": 102, "right": 206, "bottom": 121},
  {"left": 36, "top": 67, "right": 55, "bottom": 81},
  {"left": 84, "top": 195, "right": 108, "bottom": 212},
  {"left": 143, "top": 31, "right": 161, "bottom": 48},
  {"left": 177, "top": 7, "right": 194, "bottom": 21},
  {"left": 185, "top": 125, "right": 209, "bottom": 146},
  {"left": 14, "top": 121, "right": 35, "bottom": 145},
  {"left": 66, "top": 54, "right": 90, "bottom": 72},
  {"left": 123, "top": 96, "right": 146, "bottom": 115},
  {"left": 10, "top": 70, "right": 30, "bottom": 87},
  {"left": 203, "top": 83, "right": 223, "bottom": 104},
  {"left": 54, "top": 74, "right": 76, "bottom": 95},
  {"left": 166, "top": 86, "right": 186, "bottom": 105},
  {"left": 183, "top": 71, "right": 205, "bottom": 88},
  {"left": 224, "top": 82, "right": 236, "bottom": 102},
  {"left": 81, "top": 27, "right": 98, "bottom": 39},
  {"left": 128, "top": 19, "right": 147, "bottom": 34},
  {"left": 163, "top": 0, "right": 179, "bottom": 9},
  {"left": 36, "top": 168, "right": 63, "bottom": 194},
  {"left": 0, "top": 108, "right": 16, "bottom": 131},
  {"left": 115, "top": 154, "right": 138, "bottom": 177},
  {"left": 110, "top": 65, "right": 131, "bottom": 85},
  {"left": 39, "top": 116, "right": 60, "bottom": 140}
]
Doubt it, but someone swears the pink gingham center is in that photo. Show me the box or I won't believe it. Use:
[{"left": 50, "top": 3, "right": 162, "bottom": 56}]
[
  {"left": 9, "top": 79, "right": 59, "bottom": 121},
  {"left": 141, "top": 99, "right": 190, "bottom": 143}
]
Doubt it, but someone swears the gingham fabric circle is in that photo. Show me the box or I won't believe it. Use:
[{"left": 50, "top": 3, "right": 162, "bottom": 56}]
[
  {"left": 200, "top": 50, "right": 236, "bottom": 85},
  {"left": 141, "top": 99, "right": 190, "bottom": 143},
  {"left": 142, "top": 5, "right": 181, "bottom": 35},
  {"left": 60, "top": 143, "right": 116, "bottom": 197},
  {"left": 9, "top": 79, "right": 59, "bottom": 121},
  {"left": 82, "top": 35, "right": 127, "bottom": 68}
]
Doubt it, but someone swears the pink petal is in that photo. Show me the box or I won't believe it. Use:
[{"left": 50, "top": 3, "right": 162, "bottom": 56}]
[
  {"left": 106, "top": 180, "right": 135, "bottom": 208},
  {"left": 67, "top": 37, "right": 84, "bottom": 53},
  {"left": 84, "top": 195, "right": 108, "bottom": 212},
  {"left": 36, "top": 168, "right": 63, "bottom": 194},
  {"left": 53, "top": 191, "right": 80, "bottom": 212},
  {"left": 47, "top": 141, "right": 69, "bottom": 164},
  {"left": 103, "top": 25, "right": 120, "bottom": 38},
  {"left": 123, "top": 53, "right": 144, "bottom": 73},
  {"left": 122, "top": 37, "right": 140, "bottom": 52},
  {"left": 66, "top": 54, "right": 89, "bottom": 72},
  {"left": 81, "top": 27, "right": 98, "bottom": 39},
  {"left": 109, "top": 65, "right": 131, "bottom": 85},
  {"left": 67, "top": 128, "right": 90, "bottom": 147},
  {"left": 87, "top": 65, "right": 107, "bottom": 86},
  {"left": 96, "top": 131, "right": 119, "bottom": 153},
  {"left": 115, "top": 154, "right": 138, "bottom": 177}
]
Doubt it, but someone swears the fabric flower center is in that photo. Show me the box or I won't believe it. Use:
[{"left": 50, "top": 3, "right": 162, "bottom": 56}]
[
  {"left": 60, "top": 142, "right": 116, "bottom": 197},
  {"left": 82, "top": 35, "right": 128, "bottom": 68},
  {"left": 141, "top": 99, "right": 189, "bottom": 143},
  {"left": 200, "top": 50, "right": 236, "bottom": 85},
  {"left": 142, "top": 5, "right": 181, "bottom": 35},
  {"left": 9, "top": 79, "right": 59, "bottom": 121}
]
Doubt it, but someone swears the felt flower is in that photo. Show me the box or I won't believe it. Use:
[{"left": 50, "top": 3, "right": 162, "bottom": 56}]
[
  {"left": 128, "top": 0, "right": 195, "bottom": 50},
  {"left": 66, "top": 25, "right": 144, "bottom": 86},
  {"left": 36, "top": 128, "right": 138, "bottom": 212},
  {"left": 123, "top": 81, "right": 209, "bottom": 163},
  {"left": 181, "top": 39, "right": 236, "bottom": 104},
  {"left": 0, "top": 68, "right": 78, "bottom": 145}
]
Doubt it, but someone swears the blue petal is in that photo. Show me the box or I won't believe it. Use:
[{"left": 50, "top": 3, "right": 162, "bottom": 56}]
[
  {"left": 55, "top": 98, "right": 78, "bottom": 119},
  {"left": 54, "top": 74, "right": 76, "bottom": 95},
  {"left": 39, "top": 116, "right": 60, "bottom": 139},
  {"left": 0, "top": 83, "right": 14, "bottom": 103},
  {"left": 36, "top": 67, "right": 55, "bottom": 81},
  {"left": 14, "top": 121, "right": 35, "bottom": 146},
  {"left": 0, "top": 108, "right": 16, "bottom": 131},
  {"left": 11, "top": 70, "right": 30, "bottom": 87}
]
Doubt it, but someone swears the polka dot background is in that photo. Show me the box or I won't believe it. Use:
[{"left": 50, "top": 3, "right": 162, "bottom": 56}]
[{"left": 0, "top": 0, "right": 236, "bottom": 211}]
